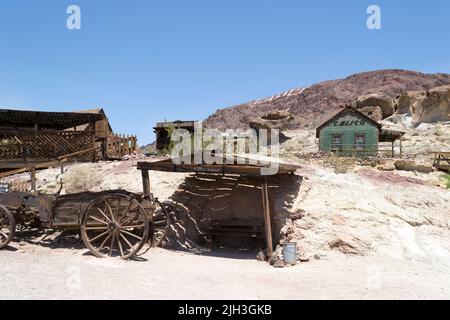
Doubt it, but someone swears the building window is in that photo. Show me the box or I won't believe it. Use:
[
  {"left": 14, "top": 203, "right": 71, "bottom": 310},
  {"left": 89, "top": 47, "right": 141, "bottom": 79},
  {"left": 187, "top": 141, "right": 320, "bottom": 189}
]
[
  {"left": 355, "top": 134, "right": 366, "bottom": 150},
  {"left": 331, "top": 134, "right": 343, "bottom": 151}
]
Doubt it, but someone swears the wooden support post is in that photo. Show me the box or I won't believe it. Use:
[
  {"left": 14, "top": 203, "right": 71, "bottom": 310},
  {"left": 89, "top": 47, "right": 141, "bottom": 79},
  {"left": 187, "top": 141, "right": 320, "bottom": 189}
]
[
  {"left": 30, "top": 167, "right": 36, "bottom": 192},
  {"left": 399, "top": 139, "right": 403, "bottom": 159},
  {"left": 261, "top": 177, "right": 273, "bottom": 257},
  {"left": 141, "top": 169, "right": 151, "bottom": 197},
  {"left": 91, "top": 128, "right": 96, "bottom": 162}
]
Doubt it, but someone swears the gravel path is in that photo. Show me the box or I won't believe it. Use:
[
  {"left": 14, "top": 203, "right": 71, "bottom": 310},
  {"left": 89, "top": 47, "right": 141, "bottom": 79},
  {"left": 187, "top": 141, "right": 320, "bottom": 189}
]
[{"left": 1, "top": 242, "right": 449, "bottom": 300}]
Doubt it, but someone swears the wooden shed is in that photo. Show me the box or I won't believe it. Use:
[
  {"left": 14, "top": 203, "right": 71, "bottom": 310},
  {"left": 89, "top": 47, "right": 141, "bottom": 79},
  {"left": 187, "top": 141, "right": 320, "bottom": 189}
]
[
  {"left": 138, "top": 154, "right": 299, "bottom": 255},
  {"left": 0, "top": 108, "right": 138, "bottom": 170},
  {"left": 153, "top": 121, "right": 198, "bottom": 151}
]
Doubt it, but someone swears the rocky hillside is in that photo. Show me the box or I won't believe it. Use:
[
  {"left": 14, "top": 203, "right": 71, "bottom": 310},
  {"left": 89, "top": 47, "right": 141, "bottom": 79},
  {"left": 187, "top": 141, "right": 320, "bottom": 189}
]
[{"left": 204, "top": 70, "right": 450, "bottom": 130}]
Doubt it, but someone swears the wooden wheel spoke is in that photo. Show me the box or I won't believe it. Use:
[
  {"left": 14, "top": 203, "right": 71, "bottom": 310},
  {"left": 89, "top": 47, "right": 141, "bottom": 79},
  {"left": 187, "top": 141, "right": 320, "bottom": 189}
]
[
  {"left": 121, "top": 230, "right": 143, "bottom": 241},
  {"left": 88, "top": 231, "right": 110, "bottom": 243},
  {"left": 0, "top": 231, "right": 8, "bottom": 239},
  {"left": 116, "top": 234, "right": 124, "bottom": 257},
  {"left": 88, "top": 215, "right": 108, "bottom": 225},
  {"left": 99, "top": 232, "right": 113, "bottom": 250},
  {"left": 109, "top": 234, "right": 116, "bottom": 257},
  {"left": 121, "top": 224, "right": 145, "bottom": 230},
  {"left": 96, "top": 206, "right": 111, "bottom": 223},
  {"left": 119, "top": 233, "right": 134, "bottom": 249},
  {"left": 105, "top": 200, "right": 116, "bottom": 222},
  {"left": 85, "top": 226, "right": 108, "bottom": 231}
]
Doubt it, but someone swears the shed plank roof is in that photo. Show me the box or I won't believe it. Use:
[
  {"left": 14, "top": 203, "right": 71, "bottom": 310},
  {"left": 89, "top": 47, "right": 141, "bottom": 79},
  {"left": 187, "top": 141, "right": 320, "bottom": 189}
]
[
  {"left": 137, "top": 154, "right": 298, "bottom": 176},
  {"left": 0, "top": 108, "right": 106, "bottom": 130}
]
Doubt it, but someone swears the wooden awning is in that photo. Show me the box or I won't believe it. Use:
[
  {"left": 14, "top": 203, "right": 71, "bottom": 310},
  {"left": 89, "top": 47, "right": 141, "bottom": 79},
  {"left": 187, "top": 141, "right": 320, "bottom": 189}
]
[
  {"left": 0, "top": 109, "right": 105, "bottom": 130},
  {"left": 379, "top": 128, "right": 406, "bottom": 142},
  {"left": 137, "top": 154, "right": 298, "bottom": 177}
]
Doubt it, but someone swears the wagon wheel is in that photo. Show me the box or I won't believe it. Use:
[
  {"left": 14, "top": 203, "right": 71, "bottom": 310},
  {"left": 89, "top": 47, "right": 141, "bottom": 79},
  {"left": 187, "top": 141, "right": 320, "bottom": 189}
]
[
  {"left": 151, "top": 202, "right": 171, "bottom": 248},
  {"left": 81, "top": 194, "right": 150, "bottom": 260},
  {"left": 0, "top": 205, "right": 16, "bottom": 250}
]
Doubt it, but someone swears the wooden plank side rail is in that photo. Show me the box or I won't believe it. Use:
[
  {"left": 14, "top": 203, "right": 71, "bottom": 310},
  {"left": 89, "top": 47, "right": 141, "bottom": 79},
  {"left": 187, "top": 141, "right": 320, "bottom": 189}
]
[
  {"left": 0, "top": 147, "right": 99, "bottom": 180},
  {"left": 433, "top": 152, "right": 450, "bottom": 172}
]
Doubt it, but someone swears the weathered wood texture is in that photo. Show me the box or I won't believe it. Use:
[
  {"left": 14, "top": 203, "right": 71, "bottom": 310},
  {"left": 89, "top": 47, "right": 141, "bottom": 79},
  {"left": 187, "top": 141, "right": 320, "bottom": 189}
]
[
  {"left": 0, "top": 129, "right": 96, "bottom": 161},
  {"left": 137, "top": 158, "right": 296, "bottom": 177},
  {"left": 105, "top": 134, "right": 138, "bottom": 159},
  {"left": 433, "top": 152, "right": 450, "bottom": 172},
  {"left": 0, "top": 130, "right": 138, "bottom": 166}
]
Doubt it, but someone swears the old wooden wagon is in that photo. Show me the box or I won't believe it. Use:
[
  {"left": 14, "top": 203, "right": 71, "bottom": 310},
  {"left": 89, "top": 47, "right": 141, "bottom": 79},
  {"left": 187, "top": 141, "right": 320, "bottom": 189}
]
[{"left": 0, "top": 182, "right": 170, "bottom": 259}]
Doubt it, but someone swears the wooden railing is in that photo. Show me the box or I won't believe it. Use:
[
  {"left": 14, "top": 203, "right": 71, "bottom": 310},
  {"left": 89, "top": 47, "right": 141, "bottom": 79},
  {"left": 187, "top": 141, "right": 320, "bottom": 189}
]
[
  {"left": 0, "top": 129, "right": 96, "bottom": 161},
  {"left": 433, "top": 152, "right": 450, "bottom": 172},
  {"left": 0, "top": 147, "right": 100, "bottom": 191}
]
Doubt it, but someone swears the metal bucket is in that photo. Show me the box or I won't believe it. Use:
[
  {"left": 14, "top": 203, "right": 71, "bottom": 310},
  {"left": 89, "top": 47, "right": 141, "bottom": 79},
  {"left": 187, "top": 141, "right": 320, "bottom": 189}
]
[{"left": 282, "top": 242, "right": 297, "bottom": 265}]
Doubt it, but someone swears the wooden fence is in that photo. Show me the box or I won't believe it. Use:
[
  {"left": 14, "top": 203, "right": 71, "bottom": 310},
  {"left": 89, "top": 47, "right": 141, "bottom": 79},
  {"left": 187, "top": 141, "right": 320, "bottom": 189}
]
[
  {"left": 0, "top": 129, "right": 96, "bottom": 162},
  {"left": 0, "top": 129, "right": 139, "bottom": 166},
  {"left": 105, "top": 134, "right": 138, "bottom": 160},
  {"left": 433, "top": 152, "right": 450, "bottom": 172}
]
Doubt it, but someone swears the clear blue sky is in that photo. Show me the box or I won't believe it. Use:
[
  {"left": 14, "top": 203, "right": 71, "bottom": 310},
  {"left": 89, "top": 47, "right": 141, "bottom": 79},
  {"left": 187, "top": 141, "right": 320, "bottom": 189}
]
[{"left": 1, "top": 0, "right": 449, "bottom": 145}]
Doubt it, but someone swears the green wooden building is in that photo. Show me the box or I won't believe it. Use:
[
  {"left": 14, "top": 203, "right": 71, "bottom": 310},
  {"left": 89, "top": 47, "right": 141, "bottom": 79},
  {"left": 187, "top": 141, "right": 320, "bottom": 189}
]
[{"left": 316, "top": 107, "right": 382, "bottom": 156}]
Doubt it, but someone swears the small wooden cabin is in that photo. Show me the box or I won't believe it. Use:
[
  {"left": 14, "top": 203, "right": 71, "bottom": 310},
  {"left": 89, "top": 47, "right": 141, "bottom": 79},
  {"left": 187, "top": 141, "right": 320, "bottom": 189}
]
[
  {"left": 316, "top": 107, "right": 381, "bottom": 155},
  {"left": 316, "top": 106, "right": 405, "bottom": 157}
]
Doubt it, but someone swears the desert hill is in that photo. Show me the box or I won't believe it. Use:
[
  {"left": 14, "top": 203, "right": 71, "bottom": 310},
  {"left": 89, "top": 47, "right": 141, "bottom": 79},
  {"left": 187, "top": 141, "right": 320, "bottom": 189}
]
[{"left": 204, "top": 69, "right": 450, "bottom": 130}]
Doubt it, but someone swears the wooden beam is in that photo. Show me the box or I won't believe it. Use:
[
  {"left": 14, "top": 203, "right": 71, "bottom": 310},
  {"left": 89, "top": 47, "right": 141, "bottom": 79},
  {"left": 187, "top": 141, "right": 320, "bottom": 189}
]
[
  {"left": 30, "top": 167, "right": 36, "bottom": 192},
  {"left": 141, "top": 169, "right": 151, "bottom": 197},
  {"left": 261, "top": 177, "right": 273, "bottom": 257},
  {"left": 392, "top": 141, "right": 395, "bottom": 158},
  {"left": 0, "top": 147, "right": 98, "bottom": 179}
]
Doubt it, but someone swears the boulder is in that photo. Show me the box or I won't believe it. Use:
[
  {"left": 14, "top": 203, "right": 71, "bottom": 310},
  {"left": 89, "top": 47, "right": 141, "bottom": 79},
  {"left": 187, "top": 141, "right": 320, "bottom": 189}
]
[
  {"left": 290, "top": 210, "right": 305, "bottom": 221},
  {"left": 296, "top": 243, "right": 310, "bottom": 262},
  {"left": 273, "top": 260, "right": 286, "bottom": 268},
  {"left": 377, "top": 161, "right": 396, "bottom": 171},
  {"left": 328, "top": 233, "right": 363, "bottom": 255},
  {"left": 360, "top": 106, "right": 384, "bottom": 122},
  {"left": 394, "top": 160, "right": 433, "bottom": 174},
  {"left": 397, "top": 85, "right": 450, "bottom": 124},
  {"left": 256, "top": 250, "right": 267, "bottom": 262},
  {"left": 355, "top": 93, "right": 395, "bottom": 118},
  {"left": 269, "top": 246, "right": 283, "bottom": 265},
  {"left": 249, "top": 110, "right": 293, "bottom": 131}
]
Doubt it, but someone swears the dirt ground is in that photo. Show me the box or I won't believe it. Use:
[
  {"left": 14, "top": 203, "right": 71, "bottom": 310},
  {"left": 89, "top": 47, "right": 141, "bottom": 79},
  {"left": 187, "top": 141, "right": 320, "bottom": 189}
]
[{"left": 1, "top": 240, "right": 449, "bottom": 300}]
